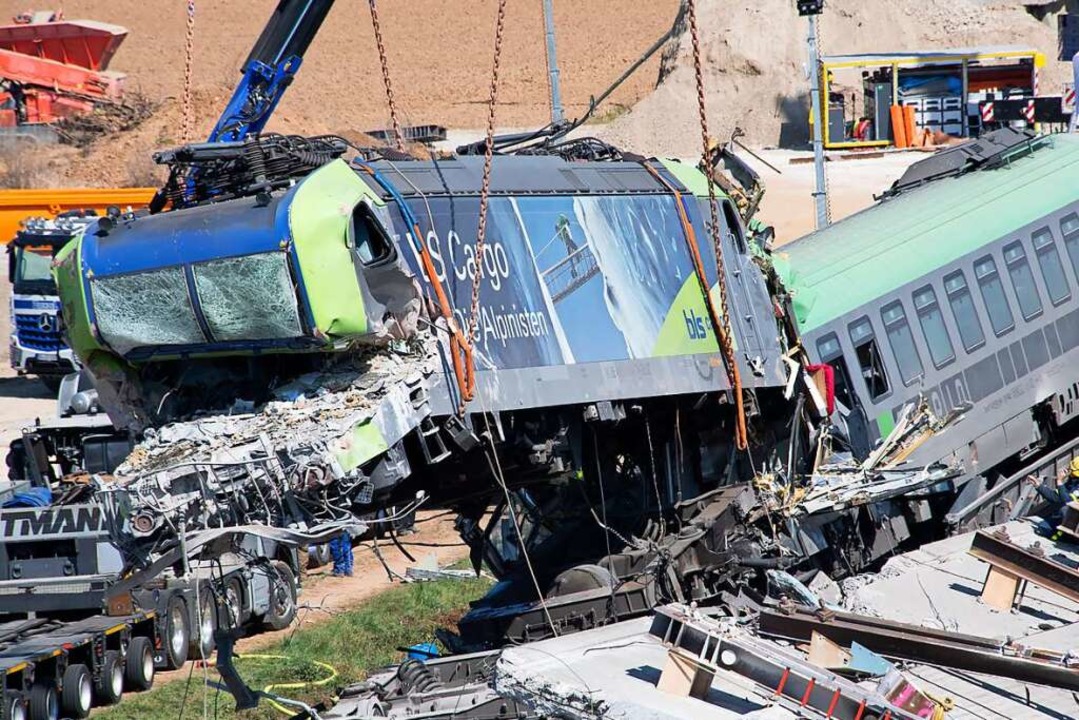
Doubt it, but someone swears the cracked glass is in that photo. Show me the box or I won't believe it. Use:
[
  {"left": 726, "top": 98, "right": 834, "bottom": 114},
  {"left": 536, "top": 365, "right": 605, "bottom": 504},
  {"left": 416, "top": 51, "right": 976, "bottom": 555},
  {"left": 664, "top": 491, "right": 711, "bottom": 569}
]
[
  {"left": 192, "top": 252, "right": 302, "bottom": 342},
  {"left": 93, "top": 268, "right": 205, "bottom": 355}
]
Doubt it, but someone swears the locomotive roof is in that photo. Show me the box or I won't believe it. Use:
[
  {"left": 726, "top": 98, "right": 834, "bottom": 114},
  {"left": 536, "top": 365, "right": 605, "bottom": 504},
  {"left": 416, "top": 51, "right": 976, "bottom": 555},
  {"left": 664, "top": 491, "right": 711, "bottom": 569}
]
[
  {"left": 361, "top": 155, "right": 682, "bottom": 199},
  {"left": 777, "top": 133, "right": 1079, "bottom": 333}
]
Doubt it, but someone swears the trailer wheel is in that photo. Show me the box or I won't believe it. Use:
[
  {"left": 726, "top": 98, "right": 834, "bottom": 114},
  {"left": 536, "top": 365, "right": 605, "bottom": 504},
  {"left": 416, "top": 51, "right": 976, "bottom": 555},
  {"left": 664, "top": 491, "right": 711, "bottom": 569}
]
[
  {"left": 94, "top": 651, "right": 123, "bottom": 705},
  {"left": 125, "top": 636, "right": 154, "bottom": 691},
  {"left": 191, "top": 590, "right": 216, "bottom": 660},
  {"left": 224, "top": 576, "right": 245, "bottom": 628},
  {"left": 4, "top": 691, "right": 27, "bottom": 720},
  {"left": 60, "top": 664, "right": 91, "bottom": 719},
  {"left": 307, "top": 543, "right": 331, "bottom": 569},
  {"left": 163, "top": 593, "right": 190, "bottom": 669},
  {"left": 27, "top": 681, "right": 58, "bottom": 720},
  {"left": 262, "top": 561, "right": 298, "bottom": 631}
]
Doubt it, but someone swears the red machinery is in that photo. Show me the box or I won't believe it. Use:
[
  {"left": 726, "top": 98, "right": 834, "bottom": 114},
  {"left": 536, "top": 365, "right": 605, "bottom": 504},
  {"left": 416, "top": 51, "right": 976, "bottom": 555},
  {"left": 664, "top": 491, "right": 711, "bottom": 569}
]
[{"left": 0, "top": 11, "right": 128, "bottom": 127}]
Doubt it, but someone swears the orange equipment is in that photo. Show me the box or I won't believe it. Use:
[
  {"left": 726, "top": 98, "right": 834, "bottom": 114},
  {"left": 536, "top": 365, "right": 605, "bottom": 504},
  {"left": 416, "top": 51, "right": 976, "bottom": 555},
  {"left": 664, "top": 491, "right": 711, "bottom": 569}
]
[{"left": 0, "top": 13, "right": 128, "bottom": 127}]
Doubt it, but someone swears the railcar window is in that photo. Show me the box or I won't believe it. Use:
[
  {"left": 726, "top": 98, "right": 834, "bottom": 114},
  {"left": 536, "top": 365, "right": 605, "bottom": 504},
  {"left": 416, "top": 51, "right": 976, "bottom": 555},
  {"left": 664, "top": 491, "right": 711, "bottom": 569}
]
[
  {"left": 974, "top": 255, "right": 1014, "bottom": 336},
  {"left": 816, "top": 334, "right": 855, "bottom": 408},
  {"left": 943, "top": 270, "right": 985, "bottom": 352},
  {"left": 848, "top": 317, "right": 889, "bottom": 400},
  {"left": 1060, "top": 214, "right": 1079, "bottom": 284},
  {"left": 912, "top": 285, "right": 954, "bottom": 368},
  {"left": 1003, "top": 241, "right": 1043, "bottom": 321},
  {"left": 881, "top": 301, "right": 924, "bottom": 386},
  {"left": 1032, "top": 227, "right": 1070, "bottom": 306}
]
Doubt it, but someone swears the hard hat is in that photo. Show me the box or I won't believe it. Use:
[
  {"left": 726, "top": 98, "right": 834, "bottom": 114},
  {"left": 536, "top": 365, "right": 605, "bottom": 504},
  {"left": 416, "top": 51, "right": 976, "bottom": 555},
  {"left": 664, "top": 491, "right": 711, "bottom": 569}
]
[{"left": 1069, "top": 457, "right": 1079, "bottom": 477}]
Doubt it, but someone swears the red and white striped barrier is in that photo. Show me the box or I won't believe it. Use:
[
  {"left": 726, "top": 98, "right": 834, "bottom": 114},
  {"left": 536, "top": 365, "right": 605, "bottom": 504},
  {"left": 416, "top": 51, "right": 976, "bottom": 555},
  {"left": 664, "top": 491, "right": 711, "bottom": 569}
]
[
  {"left": 1023, "top": 99, "right": 1036, "bottom": 124},
  {"left": 981, "top": 102, "right": 995, "bottom": 123},
  {"left": 1064, "top": 85, "right": 1076, "bottom": 113}
]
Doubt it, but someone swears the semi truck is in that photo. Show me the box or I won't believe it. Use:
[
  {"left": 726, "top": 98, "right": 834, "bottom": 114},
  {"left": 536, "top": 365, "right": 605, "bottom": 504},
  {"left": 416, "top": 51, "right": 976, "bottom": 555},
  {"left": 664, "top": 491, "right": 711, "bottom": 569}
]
[
  {"left": 0, "top": 369, "right": 304, "bottom": 720},
  {"left": 6, "top": 215, "right": 89, "bottom": 388},
  {"left": 0, "top": 486, "right": 301, "bottom": 720}
]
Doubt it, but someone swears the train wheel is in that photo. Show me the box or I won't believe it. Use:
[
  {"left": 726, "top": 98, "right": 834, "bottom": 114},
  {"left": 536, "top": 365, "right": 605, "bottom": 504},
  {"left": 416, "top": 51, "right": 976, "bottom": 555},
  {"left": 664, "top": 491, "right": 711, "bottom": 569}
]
[
  {"left": 163, "top": 593, "right": 190, "bottom": 669},
  {"left": 60, "top": 664, "right": 91, "bottom": 719},
  {"left": 191, "top": 590, "right": 216, "bottom": 660},
  {"left": 124, "top": 636, "right": 154, "bottom": 692},
  {"left": 262, "top": 561, "right": 298, "bottom": 631},
  {"left": 27, "top": 681, "right": 58, "bottom": 720},
  {"left": 94, "top": 651, "right": 123, "bottom": 705},
  {"left": 4, "top": 691, "right": 27, "bottom": 720}
]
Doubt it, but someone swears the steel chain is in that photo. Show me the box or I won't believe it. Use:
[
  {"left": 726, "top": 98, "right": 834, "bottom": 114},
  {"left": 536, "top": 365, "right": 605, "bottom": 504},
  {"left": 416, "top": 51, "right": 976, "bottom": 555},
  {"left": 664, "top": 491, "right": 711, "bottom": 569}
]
[
  {"left": 368, "top": 0, "right": 404, "bottom": 151},
  {"left": 467, "top": 0, "right": 508, "bottom": 349},
  {"left": 686, "top": 0, "right": 748, "bottom": 449},
  {"left": 181, "top": 0, "right": 196, "bottom": 143}
]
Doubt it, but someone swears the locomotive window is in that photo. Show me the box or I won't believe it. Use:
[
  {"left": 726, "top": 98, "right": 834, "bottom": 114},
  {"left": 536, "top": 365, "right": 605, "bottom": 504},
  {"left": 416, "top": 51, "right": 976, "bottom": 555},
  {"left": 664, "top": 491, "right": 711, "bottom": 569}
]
[
  {"left": 913, "top": 285, "right": 954, "bottom": 368},
  {"left": 1032, "top": 227, "right": 1070, "bottom": 306},
  {"left": 848, "top": 317, "right": 889, "bottom": 401},
  {"left": 815, "top": 334, "right": 854, "bottom": 408},
  {"left": 943, "top": 270, "right": 984, "bottom": 352},
  {"left": 881, "top": 301, "right": 924, "bottom": 386},
  {"left": 1003, "top": 241, "right": 1042, "bottom": 321},
  {"left": 974, "top": 255, "right": 1014, "bottom": 337},
  {"left": 92, "top": 268, "right": 206, "bottom": 355},
  {"left": 1061, "top": 213, "right": 1079, "bottom": 282},
  {"left": 350, "top": 202, "right": 392, "bottom": 265},
  {"left": 192, "top": 252, "right": 303, "bottom": 341}
]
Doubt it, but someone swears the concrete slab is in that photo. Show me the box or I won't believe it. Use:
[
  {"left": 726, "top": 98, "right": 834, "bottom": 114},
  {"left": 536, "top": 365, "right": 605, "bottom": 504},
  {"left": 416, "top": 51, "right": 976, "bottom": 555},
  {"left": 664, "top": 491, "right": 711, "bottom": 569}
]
[
  {"left": 495, "top": 617, "right": 794, "bottom": 720},
  {"left": 841, "top": 520, "right": 1079, "bottom": 720}
]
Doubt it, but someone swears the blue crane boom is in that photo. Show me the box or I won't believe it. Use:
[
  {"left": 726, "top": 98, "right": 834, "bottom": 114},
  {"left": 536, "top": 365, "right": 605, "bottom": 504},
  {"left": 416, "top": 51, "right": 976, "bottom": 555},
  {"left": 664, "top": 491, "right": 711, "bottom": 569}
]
[{"left": 207, "top": 0, "right": 336, "bottom": 143}]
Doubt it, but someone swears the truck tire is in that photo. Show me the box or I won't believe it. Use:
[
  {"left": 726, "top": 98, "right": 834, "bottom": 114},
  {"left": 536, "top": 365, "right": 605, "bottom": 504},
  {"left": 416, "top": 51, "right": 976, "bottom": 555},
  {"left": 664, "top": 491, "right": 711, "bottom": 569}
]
[
  {"left": 307, "top": 543, "right": 332, "bottom": 569},
  {"left": 27, "top": 681, "right": 58, "bottom": 720},
  {"left": 262, "top": 561, "right": 298, "bottom": 631},
  {"left": 60, "top": 664, "right": 92, "bottom": 719},
  {"left": 4, "top": 691, "right": 27, "bottom": 720},
  {"left": 224, "top": 576, "right": 245, "bottom": 628},
  {"left": 94, "top": 651, "right": 123, "bottom": 705},
  {"left": 191, "top": 590, "right": 216, "bottom": 660},
  {"left": 162, "top": 593, "right": 190, "bottom": 669},
  {"left": 124, "top": 636, "right": 154, "bottom": 691}
]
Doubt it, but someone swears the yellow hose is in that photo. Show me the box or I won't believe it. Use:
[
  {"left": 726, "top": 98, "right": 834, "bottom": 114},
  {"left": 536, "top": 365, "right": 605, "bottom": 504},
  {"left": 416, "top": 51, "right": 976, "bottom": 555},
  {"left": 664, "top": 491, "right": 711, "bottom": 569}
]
[{"left": 233, "top": 653, "right": 340, "bottom": 716}]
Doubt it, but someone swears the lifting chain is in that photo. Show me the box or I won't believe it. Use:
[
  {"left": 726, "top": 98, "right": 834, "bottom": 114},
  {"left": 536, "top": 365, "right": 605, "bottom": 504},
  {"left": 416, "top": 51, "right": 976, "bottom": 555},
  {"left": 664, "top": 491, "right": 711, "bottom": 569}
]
[
  {"left": 180, "top": 0, "right": 196, "bottom": 143},
  {"left": 686, "top": 0, "right": 748, "bottom": 450},
  {"left": 466, "top": 0, "right": 508, "bottom": 369},
  {"left": 368, "top": 0, "right": 404, "bottom": 151}
]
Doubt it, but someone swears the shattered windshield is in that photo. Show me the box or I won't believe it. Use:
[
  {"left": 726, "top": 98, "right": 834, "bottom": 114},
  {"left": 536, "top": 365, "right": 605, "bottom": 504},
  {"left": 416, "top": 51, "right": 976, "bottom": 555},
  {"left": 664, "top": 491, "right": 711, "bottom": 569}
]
[
  {"left": 92, "top": 268, "right": 206, "bottom": 355},
  {"left": 192, "top": 252, "right": 302, "bottom": 341}
]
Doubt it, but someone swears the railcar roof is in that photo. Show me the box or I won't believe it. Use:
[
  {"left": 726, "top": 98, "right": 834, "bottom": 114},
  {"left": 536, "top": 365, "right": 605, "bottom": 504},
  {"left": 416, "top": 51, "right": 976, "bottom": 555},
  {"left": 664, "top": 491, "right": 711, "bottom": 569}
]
[
  {"left": 361, "top": 155, "right": 682, "bottom": 198},
  {"left": 778, "top": 133, "right": 1079, "bottom": 332}
]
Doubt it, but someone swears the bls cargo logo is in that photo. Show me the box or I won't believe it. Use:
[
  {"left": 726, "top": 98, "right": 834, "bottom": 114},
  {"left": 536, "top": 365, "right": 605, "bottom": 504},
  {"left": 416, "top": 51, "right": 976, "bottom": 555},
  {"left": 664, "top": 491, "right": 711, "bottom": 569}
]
[{"left": 684, "top": 309, "right": 709, "bottom": 340}]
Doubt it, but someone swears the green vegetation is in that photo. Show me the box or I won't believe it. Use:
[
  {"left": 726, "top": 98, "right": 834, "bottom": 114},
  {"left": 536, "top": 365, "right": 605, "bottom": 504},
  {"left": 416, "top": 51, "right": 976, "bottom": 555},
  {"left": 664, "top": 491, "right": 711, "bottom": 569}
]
[{"left": 97, "top": 576, "right": 491, "bottom": 720}]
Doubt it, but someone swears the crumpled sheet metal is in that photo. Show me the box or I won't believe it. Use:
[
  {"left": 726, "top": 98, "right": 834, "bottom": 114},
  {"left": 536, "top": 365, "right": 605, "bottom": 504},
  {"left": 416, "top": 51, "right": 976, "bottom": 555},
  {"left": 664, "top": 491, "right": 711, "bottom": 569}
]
[{"left": 115, "top": 339, "right": 436, "bottom": 479}]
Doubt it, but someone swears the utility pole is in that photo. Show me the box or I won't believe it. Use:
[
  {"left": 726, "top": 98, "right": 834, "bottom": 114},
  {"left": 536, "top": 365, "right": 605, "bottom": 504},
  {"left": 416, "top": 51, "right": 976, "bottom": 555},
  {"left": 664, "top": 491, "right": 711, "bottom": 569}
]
[
  {"left": 542, "top": 0, "right": 565, "bottom": 124},
  {"left": 800, "top": 1, "right": 829, "bottom": 230}
]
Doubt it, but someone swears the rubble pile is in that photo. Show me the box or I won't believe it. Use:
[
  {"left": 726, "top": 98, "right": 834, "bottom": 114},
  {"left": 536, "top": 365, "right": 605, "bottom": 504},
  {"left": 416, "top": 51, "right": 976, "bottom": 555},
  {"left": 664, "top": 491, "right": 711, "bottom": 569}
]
[{"left": 97, "top": 340, "right": 436, "bottom": 557}]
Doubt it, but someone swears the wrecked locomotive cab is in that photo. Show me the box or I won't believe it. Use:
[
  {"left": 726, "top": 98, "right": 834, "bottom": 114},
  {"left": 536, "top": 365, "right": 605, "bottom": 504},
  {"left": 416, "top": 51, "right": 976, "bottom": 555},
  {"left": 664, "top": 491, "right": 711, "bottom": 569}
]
[{"left": 53, "top": 158, "right": 422, "bottom": 430}]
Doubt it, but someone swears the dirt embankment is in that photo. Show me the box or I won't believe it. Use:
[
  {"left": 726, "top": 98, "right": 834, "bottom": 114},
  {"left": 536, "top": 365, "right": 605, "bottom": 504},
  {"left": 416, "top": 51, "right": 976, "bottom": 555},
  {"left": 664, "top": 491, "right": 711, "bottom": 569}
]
[{"left": 1, "top": 0, "right": 679, "bottom": 187}]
